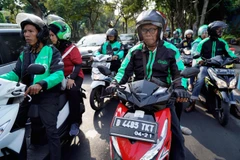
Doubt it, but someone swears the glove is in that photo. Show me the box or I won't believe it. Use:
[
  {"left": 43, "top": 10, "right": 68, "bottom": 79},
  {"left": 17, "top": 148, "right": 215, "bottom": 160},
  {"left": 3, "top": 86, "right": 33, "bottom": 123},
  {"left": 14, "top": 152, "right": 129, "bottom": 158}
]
[
  {"left": 174, "top": 89, "right": 190, "bottom": 99},
  {"left": 105, "top": 83, "right": 117, "bottom": 94}
]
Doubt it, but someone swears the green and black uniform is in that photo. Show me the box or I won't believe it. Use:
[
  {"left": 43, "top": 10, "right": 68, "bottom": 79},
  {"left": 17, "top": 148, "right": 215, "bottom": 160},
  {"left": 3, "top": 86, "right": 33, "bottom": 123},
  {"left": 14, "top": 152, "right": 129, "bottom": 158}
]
[
  {"left": 196, "top": 37, "right": 236, "bottom": 62},
  {"left": 114, "top": 40, "right": 187, "bottom": 89},
  {"left": 95, "top": 41, "right": 124, "bottom": 72},
  {"left": 0, "top": 45, "right": 64, "bottom": 160},
  {"left": 170, "top": 37, "right": 182, "bottom": 47}
]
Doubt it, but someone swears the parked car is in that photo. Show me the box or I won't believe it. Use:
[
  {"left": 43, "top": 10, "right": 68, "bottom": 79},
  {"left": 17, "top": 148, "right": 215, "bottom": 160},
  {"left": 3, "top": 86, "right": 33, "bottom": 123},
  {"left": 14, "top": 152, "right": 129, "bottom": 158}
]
[
  {"left": 0, "top": 23, "right": 25, "bottom": 75},
  {"left": 119, "top": 33, "right": 139, "bottom": 57},
  {"left": 76, "top": 33, "right": 106, "bottom": 69}
]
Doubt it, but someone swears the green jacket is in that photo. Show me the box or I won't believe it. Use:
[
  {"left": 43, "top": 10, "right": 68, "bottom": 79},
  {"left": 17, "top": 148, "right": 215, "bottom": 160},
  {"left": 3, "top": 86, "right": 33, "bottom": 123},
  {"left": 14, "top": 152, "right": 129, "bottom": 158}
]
[
  {"left": 114, "top": 41, "right": 187, "bottom": 89},
  {"left": 191, "top": 37, "right": 202, "bottom": 56},
  {"left": 0, "top": 45, "right": 64, "bottom": 91},
  {"left": 195, "top": 37, "right": 236, "bottom": 63},
  {"left": 95, "top": 41, "right": 124, "bottom": 60}
]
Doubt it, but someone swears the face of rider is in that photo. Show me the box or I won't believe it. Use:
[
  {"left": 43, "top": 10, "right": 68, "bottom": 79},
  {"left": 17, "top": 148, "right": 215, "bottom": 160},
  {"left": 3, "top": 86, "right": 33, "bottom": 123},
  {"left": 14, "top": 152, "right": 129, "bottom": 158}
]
[
  {"left": 23, "top": 24, "right": 38, "bottom": 46},
  {"left": 173, "top": 33, "right": 179, "bottom": 39},
  {"left": 141, "top": 24, "right": 158, "bottom": 49},
  {"left": 201, "top": 31, "right": 208, "bottom": 39},
  {"left": 216, "top": 27, "right": 224, "bottom": 37},
  {"left": 108, "top": 35, "right": 115, "bottom": 42},
  {"left": 186, "top": 34, "right": 192, "bottom": 39},
  {"left": 49, "top": 30, "right": 58, "bottom": 45}
]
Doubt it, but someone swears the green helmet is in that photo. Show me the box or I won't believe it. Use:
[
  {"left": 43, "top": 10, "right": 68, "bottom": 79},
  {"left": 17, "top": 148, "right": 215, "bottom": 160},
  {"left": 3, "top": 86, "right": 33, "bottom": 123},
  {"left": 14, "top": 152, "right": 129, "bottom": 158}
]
[
  {"left": 49, "top": 20, "right": 71, "bottom": 40},
  {"left": 198, "top": 25, "right": 208, "bottom": 36}
]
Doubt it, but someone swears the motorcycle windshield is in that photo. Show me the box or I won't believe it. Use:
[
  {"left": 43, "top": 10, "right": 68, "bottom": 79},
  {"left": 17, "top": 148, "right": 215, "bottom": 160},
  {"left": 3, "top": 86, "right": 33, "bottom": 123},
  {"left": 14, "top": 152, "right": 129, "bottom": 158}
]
[{"left": 120, "top": 80, "right": 170, "bottom": 108}]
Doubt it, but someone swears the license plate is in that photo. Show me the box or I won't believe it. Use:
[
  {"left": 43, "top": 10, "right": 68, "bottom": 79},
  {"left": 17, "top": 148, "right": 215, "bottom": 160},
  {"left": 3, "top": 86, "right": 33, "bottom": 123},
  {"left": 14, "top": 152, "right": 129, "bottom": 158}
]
[{"left": 110, "top": 117, "right": 158, "bottom": 143}]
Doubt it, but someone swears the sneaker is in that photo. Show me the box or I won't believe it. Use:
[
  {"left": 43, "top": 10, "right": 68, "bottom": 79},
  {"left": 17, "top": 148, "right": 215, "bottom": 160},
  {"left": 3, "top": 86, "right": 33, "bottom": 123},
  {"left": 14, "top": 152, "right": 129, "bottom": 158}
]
[
  {"left": 180, "top": 125, "right": 192, "bottom": 135},
  {"left": 69, "top": 123, "right": 80, "bottom": 136}
]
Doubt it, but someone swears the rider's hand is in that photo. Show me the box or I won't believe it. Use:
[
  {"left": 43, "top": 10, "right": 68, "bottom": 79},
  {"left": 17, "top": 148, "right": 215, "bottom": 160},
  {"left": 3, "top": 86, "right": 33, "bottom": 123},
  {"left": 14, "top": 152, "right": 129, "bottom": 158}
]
[
  {"left": 67, "top": 78, "right": 76, "bottom": 89},
  {"left": 105, "top": 83, "right": 117, "bottom": 94},
  {"left": 198, "top": 60, "right": 205, "bottom": 66},
  {"left": 174, "top": 88, "right": 190, "bottom": 103},
  {"left": 25, "top": 84, "right": 42, "bottom": 96},
  {"left": 112, "top": 55, "right": 118, "bottom": 60}
]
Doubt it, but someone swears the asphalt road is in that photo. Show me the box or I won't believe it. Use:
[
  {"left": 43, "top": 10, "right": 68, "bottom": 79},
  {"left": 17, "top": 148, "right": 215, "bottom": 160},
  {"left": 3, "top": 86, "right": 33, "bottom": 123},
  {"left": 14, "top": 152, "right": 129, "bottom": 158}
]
[{"left": 58, "top": 70, "right": 240, "bottom": 160}]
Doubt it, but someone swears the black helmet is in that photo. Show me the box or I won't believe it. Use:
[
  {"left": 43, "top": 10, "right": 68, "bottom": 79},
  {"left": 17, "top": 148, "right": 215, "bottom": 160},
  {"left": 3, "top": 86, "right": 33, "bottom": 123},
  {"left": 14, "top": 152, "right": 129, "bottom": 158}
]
[
  {"left": 136, "top": 10, "right": 166, "bottom": 41},
  {"left": 208, "top": 21, "right": 227, "bottom": 38},
  {"left": 16, "top": 13, "right": 49, "bottom": 44},
  {"left": 106, "top": 28, "right": 118, "bottom": 41}
]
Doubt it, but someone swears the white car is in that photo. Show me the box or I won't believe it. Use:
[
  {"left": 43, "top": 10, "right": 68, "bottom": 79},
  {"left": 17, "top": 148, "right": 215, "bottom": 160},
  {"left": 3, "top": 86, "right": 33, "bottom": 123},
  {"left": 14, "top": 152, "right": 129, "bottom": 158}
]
[{"left": 76, "top": 33, "right": 106, "bottom": 69}]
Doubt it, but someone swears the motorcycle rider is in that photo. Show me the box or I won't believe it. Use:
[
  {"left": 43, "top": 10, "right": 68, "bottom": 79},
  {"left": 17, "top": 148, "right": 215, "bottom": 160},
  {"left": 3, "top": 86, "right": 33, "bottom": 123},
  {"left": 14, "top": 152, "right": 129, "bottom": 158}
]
[
  {"left": 170, "top": 30, "right": 182, "bottom": 46},
  {"left": 0, "top": 13, "right": 64, "bottom": 159},
  {"left": 187, "top": 25, "right": 208, "bottom": 92},
  {"left": 93, "top": 28, "right": 124, "bottom": 73},
  {"left": 178, "top": 29, "right": 194, "bottom": 49},
  {"left": 49, "top": 20, "right": 85, "bottom": 136},
  {"left": 185, "top": 21, "right": 237, "bottom": 112},
  {"left": 191, "top": 25, "right": 208, "bottom": 57},
  {"left": 106, "top": 9, "right": 189, "bottom": 160}
]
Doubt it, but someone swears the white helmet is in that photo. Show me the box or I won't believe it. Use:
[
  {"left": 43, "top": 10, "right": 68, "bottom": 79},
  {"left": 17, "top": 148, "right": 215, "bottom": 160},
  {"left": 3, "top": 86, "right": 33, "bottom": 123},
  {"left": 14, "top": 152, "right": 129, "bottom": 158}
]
[{"left": 184, "top": 29, "right": 193, "bottom": 37}]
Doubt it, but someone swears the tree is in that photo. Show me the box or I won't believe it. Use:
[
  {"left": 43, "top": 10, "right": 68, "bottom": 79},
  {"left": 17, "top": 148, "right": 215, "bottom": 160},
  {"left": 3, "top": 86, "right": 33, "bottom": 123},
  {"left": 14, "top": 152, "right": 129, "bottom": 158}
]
[
  {"left": 199, "top": 0, "right": 209, "bottom": 26},
  {"left": 0, "top": 12, "right": 5, "bottom": 22},
  {"left": 106, "top": 0, "right": 146, "bottom": 33}
]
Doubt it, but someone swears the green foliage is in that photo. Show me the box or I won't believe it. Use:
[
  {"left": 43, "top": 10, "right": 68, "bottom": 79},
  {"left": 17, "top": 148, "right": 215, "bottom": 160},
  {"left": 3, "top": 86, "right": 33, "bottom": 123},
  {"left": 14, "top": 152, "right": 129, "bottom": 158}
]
[{"left": 0, "top": 12, "right": 5, "bottom": 22}]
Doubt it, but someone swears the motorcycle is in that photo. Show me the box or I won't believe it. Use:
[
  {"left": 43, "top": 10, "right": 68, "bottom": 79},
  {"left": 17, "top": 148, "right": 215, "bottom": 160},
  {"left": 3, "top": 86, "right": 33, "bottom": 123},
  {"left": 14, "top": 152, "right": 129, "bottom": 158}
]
[
  {"left": 0, "top": 64, "right": 86, "bottom": 159},
  {"left": 195, "top": 55, "right": 239, "bottom": 126},
  {"left": 180, "top": 48, "right": 193, "bottom": 67},
  {"left": 89, "top": 54, "right": 114, "bottom": 111},
  {"left": 97, "top": 66, "right": 199, "bottom": 160}
]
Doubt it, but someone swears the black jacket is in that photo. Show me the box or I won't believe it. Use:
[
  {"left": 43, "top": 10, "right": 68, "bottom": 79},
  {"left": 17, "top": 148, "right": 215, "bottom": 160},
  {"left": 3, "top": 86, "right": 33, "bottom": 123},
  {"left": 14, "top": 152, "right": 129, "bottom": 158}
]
[{"left": 114, "top": 40, "right": 187, "bottom": 89}]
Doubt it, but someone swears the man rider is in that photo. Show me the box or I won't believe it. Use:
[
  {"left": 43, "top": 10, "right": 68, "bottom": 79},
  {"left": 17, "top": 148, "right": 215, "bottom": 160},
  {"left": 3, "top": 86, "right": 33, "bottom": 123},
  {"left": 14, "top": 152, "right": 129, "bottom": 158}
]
[
  {"left": 106, "top": 9, "right": 189, "bottom": 160},
  {"left": 93, "top": 28, "right": 124, "bottom": 73},
  {"left": 185, "top": 21, "right": 237, "bottom": 112},
  {"left": 0, "top": 13, "right": 64, "bottom": 159}
]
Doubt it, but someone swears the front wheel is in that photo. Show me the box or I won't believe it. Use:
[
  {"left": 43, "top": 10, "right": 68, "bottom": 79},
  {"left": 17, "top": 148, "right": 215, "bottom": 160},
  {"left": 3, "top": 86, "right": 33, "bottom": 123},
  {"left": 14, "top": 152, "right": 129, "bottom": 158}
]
[
  {"left": 90, "top": 85, "right": 105, "bottom": 111},
  {"left": 216, "top": 99, "right": 230, "bottom": 126}
]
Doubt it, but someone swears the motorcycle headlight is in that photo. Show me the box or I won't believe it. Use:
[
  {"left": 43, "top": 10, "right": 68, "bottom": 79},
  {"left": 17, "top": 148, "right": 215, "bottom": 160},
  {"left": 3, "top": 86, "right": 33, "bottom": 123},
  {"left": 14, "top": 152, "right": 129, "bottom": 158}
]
[
  {"left": 209, "top": 70, "right": 227, "bottom": 88},
  {"left": 229, "top": 77, "right": 237, "bottom": 89},
  {"left": 0, "top": 120, "right": 10, "bottom": 136},
  {"left": 140, "top": 119, "right": 168, "bottom": 160}
]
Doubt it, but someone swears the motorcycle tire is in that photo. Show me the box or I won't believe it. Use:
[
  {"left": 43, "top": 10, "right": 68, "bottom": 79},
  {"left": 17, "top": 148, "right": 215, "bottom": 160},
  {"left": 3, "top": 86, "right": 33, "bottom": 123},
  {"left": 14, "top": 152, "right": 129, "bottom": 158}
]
[
  {"left": 216, "top": 99, "right": 230, "bottom": 126},
  {"left": 90, "top": 85, "right": 105, "bottom": 111},
  {"left": 230, "top": 104, "right": 240, "bottom": 119}
]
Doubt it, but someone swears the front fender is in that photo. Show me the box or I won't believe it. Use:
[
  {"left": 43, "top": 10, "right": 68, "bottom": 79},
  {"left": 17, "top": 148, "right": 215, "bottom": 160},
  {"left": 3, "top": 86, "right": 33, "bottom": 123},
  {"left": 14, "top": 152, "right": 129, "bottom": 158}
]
[
  {"left": 219, "top": 91, "right": 236, "bottom": 104},
  {"left": 0, "top": 104, "right": 25, "bottom": 156},
  {"left": 90, "top": 81, "right": 105, "bottom": 89}
]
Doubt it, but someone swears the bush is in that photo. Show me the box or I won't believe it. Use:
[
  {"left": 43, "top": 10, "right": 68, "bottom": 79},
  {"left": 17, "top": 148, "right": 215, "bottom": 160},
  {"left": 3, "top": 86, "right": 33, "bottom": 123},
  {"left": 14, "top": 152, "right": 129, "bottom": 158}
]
[{"left": 222, "top": 34, "right": 238, "bottom": 45}]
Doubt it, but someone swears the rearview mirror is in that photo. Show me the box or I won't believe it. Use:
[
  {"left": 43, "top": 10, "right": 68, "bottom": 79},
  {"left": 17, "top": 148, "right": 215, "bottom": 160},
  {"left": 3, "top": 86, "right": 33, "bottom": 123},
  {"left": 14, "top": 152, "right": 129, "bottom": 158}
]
[
  {"left": 113, "top": 48, "right": 119, "bottom": 51},
  {"left": 97, "top": 65, "right": 111, "bottom": 76},
  {"left": 180, "top": 67, "right": 199, "bottom": 78},
  {"left": 27, "top": 64, "right": 45, "bottom": 75},
  {"left": 193, "top": 54, "right": 200, "bottom": 59}
]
